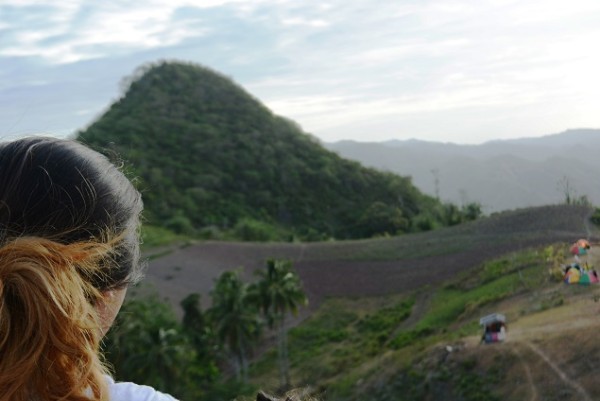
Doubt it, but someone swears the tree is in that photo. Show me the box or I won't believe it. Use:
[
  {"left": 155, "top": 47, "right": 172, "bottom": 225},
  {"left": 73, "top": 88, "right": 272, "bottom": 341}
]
[
  {"left": 357, "top": 201, "right": 409, "bottom": 237},
  {"left": 180, "top": 293, "right": 220, "bottom": 386},
  {"left": 431, "top": 168, "right": 440, "bottom": 200},
  {"left": 103, "top": 294, "right": 195, "bottom": 397},
  {"left": 557, "top": 175, "right": 576, "bottom": 205},
  {"left": 208, "top": 270, "right": 261, "bottom": 382},
  {"left": 250, "top": 259, "right": 307, "bottom": 389},
  {"left": 461, "top": 202, "right": 482, "bottom": 221},
  {"left": 439, "top": 203, "right": 463, "bottom": 226}
]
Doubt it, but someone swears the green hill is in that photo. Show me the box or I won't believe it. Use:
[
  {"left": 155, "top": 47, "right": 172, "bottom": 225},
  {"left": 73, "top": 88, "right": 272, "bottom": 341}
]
[{"left": 77, "top": 61, "right": 476, "bottom": 241}]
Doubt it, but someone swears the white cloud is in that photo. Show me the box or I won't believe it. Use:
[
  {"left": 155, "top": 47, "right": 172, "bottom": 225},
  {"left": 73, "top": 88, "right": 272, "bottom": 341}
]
[
  {"left": 2, "top": 0, "right": 600, "bottom": 143},
  {"left": 0, "top": 1, "right": 251, "bottom": 63},
  {"left": 74, "top": 108, "right": 94, "bottom": 116},
  {"left": 263, "top": 77, "right": 542, "bottom": 136},
  {"left": 280, "top": 17, "right": 329, "bottom": 27}
]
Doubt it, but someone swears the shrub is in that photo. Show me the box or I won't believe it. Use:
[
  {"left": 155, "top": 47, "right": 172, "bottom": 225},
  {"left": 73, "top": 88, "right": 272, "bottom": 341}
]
[
  {"left": 591, "top": 207, "right": 600, "bottom": 226},
  {"left": 232, "top": 218, "right": 279, "bottom": 241},
  {"left": 141, "top": 225, "right": 186, "bottom": 248}
]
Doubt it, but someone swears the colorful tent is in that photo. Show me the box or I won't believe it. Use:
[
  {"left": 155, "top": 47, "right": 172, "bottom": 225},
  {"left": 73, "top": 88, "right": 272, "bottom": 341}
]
[
  {"left": 571, "top": 245, "right": 588, "bottom": 256},
  {"left": 564, "top": 264, "right": 581, "bottom": 283},
  {"left": 577, "top": 239, "right": 591, "bottom": 249},
  {"left": 571, "top": 239, "right": 591, "bottom": 256},
  {"left": 563, "top": 263, "right": 599, "bottom": 285},
  {"left": 579, "top": 271, "right": 591, "bottom": 285}
]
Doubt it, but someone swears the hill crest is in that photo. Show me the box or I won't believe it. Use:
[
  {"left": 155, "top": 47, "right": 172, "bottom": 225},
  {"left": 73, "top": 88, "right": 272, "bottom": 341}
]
[{"left": 78, "top": 61, "right": 470, "bottom": 241}]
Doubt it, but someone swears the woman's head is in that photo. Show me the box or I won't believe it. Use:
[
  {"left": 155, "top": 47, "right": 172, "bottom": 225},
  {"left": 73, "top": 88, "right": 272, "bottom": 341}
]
[
  {"left": 0, "top": 137, "right": 143, "bottom": 401},
  {"left": 0, "top": 136, "right": 143, "bottom": 289}
]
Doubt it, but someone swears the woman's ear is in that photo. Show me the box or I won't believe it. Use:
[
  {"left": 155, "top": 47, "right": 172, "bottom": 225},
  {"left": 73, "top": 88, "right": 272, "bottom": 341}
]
[{"left": 96, "top": 287, "right": 128, "bottom": 336}]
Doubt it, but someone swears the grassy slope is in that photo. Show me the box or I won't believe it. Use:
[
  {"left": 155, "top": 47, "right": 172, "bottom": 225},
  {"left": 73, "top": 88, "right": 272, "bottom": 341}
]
[
  {"left": 248, "top": 243, "right": 600, "bottom": 401},
  {"left": 143, "top": 203, "right": 600, "bottom": 399}
]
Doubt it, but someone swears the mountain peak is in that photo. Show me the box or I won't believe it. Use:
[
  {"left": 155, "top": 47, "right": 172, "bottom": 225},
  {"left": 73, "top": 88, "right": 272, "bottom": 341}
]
[{"left": 77, "top": 61, "right": 463, "bottom": 241}]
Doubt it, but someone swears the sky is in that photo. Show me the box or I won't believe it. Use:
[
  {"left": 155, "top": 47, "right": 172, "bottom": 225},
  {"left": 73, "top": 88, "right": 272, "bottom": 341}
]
[{"left": 1, "top": 0, "right": 599, "bottom": 145}]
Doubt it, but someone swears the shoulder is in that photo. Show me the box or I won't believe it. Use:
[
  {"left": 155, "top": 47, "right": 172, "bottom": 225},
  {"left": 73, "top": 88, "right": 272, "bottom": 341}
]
[{"left": 106, "top": 376, "right": 179, "bottom": 401}]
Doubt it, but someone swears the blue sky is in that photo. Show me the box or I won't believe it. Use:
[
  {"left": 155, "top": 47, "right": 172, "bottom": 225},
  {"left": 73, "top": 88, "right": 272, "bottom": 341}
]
[{"left": 1, "top": 0, "right": 599, "bottom": 144}]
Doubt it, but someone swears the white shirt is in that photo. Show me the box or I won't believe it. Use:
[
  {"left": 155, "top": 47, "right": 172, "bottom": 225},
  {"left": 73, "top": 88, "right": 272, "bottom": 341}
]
[{"left": 106, "top": 376, "right": 179, "bottom": 401}]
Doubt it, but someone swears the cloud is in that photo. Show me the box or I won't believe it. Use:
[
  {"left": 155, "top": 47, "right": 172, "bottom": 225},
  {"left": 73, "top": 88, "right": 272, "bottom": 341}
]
[
  {"left": 2, "top": 0, "right": 600, "bottom": 144},
  {"left": 0, "top": 1, "right": 253, "bottom": 64},
  {"left": 280, "top": 17, "right": 329, "bottom": 27},
  {"left": 244, "top": 0, "right": 600, "bottom": 137}
]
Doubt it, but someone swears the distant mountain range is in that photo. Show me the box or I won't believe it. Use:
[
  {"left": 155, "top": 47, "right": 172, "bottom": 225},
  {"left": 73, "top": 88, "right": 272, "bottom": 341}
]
[{"left": 325, "top": 129, "right": 600, "bottom": 213}]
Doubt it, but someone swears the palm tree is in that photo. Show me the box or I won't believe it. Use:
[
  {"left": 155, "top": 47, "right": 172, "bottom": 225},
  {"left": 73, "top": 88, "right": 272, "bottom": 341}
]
[
  {"left": 251, "top": 259, "right": 307, "bottom": 389},
  {"left": 104, "top": 294, "right": 194, "bottom": 396},
  {"left": 180, "top": 293, "right": 220, "bottom": 385},
  {"left": 209, "top": 269, "right": 260, "bottom": 382}
]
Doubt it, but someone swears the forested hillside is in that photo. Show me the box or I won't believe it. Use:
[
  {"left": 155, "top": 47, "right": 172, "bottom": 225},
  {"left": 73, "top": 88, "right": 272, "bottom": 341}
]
[{"left": 78, "top": 61, "right": 478, "bottom": 240}]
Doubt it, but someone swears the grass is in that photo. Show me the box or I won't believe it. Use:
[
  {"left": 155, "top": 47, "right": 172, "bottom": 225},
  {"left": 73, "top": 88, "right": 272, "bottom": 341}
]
[
  {"left": 248, "top": 244, "right": 563, "bottom": 400},
  {"left": 141, "top": 225, "right": 190, "bottom": 249}
]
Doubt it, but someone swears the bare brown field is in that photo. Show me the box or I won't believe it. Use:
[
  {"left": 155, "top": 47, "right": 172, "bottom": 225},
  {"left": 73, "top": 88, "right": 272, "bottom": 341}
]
[{"left": 143, "top": 204, "right": 598, "bottom": 314}]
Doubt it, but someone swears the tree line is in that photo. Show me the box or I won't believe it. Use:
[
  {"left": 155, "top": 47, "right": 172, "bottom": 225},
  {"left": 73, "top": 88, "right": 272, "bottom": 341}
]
[{"left": 103, "top": 259, "right": 306, "bottom": 400}]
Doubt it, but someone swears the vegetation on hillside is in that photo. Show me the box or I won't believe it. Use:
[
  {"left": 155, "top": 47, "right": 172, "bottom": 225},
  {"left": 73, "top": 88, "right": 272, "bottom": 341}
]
[
  {"left": 104, "top": 258, "right": 306, "bottom": 400},
  {"left": 105, "top": 242, "right": 573, "bottom": 400},
  {"left": 77, "top": 61, "right": 480, "bottom": 241},
  {"left": 249, "top": 245, "right": 565, "bottom": 400}
]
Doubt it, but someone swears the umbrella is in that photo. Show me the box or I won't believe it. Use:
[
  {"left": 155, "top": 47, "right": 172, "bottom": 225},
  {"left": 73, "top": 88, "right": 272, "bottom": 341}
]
[
  {"left": 579, "top": 272, "right": 591, "bottom": 285},
  {"left": 577, "top": 239, "right": 591, "bottom": 249},
  {"left": 564, "top": 267, "right": 581, "bottom": 283},
  {"left": 571, "top": 244, "right": 588, "bottom": 256}
]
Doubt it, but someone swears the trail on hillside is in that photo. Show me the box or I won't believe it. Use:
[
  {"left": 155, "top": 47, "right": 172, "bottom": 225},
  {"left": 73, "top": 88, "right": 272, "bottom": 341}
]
[
  {"left": 522, "top": 341, "right": 592, "bottom": 401},
  {"left": 390, "top": 291, "right": 431, "bottom": 336},
  {"left": 512, "top": 345, "right": 538, "bottom": 401}
]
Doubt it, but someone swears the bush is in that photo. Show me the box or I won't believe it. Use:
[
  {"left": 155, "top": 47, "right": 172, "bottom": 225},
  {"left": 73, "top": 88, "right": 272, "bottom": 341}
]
[
  {"left": 165, "top": 212, "right": 196, "bottom": 235},
  {"left": 141, "top": 225, "right": 187, "bottom": 248},
  {"left": 231, "top": 218, "right": 280, "bottom": 241},
  {"left": 591, "top": 207, "right": 600, "bottom": 226},
  {"left": 197, "top": 225, "right": 225, "bottom": 240},
  {"left": 411, "top": 213, "right": 438, "bottom": 232}
]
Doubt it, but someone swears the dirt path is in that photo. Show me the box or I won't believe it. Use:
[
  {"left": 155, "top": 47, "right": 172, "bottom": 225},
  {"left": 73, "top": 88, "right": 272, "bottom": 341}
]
[
  {"left": 512, "top": 345, "right": 538, "bottom": 401},
  {"left": 390, "top": 291, "right": 431, "bottom": 335},
  {"left": 522, "top": 341, "right": 592, "bottom": 401}
]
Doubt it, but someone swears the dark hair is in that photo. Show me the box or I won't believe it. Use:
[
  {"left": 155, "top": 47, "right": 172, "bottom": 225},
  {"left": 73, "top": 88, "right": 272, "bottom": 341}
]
[
  {"left": 0, "top": 136, "right": 143, "bottom": 401},
  {"left": 0, "top": 136, "right": 143, "bottom": 289}
]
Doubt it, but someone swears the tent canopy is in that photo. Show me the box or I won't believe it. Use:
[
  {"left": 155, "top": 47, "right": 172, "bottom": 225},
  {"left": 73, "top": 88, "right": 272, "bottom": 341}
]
[{"left": 479, "top": 313, "right": 506, "bottom": 326}]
